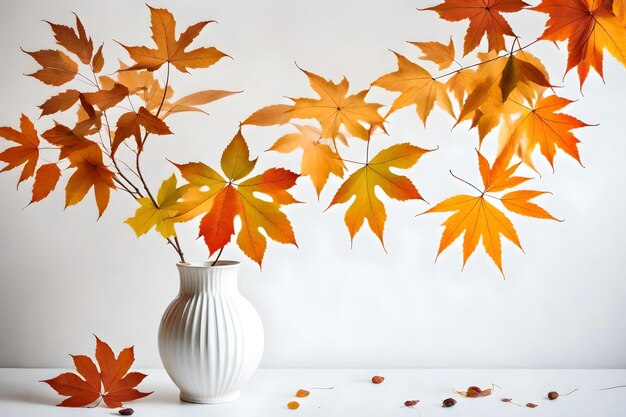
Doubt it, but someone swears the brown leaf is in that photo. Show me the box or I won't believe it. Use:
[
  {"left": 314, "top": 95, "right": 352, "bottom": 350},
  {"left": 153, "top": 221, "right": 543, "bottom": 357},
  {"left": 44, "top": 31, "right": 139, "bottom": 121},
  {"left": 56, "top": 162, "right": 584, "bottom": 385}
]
[
  {"left": 82, "top": 83, "right": 129, "bottom": 110},
  {"left": 46, "top": 14, "right": 93, "bottom": 65},
  {"left": 113, "top": 107, "right": 172, "bottom": 154},
  {"left": 0, "top": 114, "right": 40, "bottom": 185},
  {"left": 38, "top": 89, "right": 80, "bottom": 117},
  {"left": 23, "top": 49, "right": 78, "bottom": 86},
  {"left": 30, "top": 163, "right": 61, "bottom": 204}
]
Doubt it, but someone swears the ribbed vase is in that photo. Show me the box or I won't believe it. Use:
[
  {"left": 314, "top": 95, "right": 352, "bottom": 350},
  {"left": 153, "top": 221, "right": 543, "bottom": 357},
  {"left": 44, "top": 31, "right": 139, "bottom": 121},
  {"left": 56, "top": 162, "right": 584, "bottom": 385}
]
[{"left": 158, "top": 261, "right": 264, "bottom": 403}]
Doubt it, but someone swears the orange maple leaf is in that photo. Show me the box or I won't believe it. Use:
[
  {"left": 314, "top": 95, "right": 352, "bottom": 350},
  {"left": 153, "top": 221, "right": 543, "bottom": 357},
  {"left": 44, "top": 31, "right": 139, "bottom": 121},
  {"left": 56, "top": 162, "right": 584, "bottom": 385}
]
[
  {"left": 410, "top": 37, "right": 457, "bottom": 70},
  {"left": 42, "top": 122, "right": 97, "bottom": 160},
  {"left": 242, "top": 104, "right": 295, "bottom": 127},
  {"left": 503, "top": 92, "right": 592, "bottom": 169},
  {"left": 422, "top": 145, "right": 558, "bottom": 274},
  {"left": 174, "top": 129, "right": 299, "bottom": 266},
  {"left": 119, "top": 5, "right": 228, "bottom": 72},
  {"left": 42, "top": 336, "right": 152, "bottom": 408},
  {"left": 372, "top": 52, "right": 454, "bottom": 125},
  {"left": 533, "top": 0, "right": 626, "bottom": 88},
  {"left": 65, "top": 145, "right": 116, "bottom": 218},
  {"left": 0, "top": 114, "right": 40, "bottom": 185},
  {"left": 269, "top": 124, "right": 346, "bottom": 197},
  {"left": 288, "top": 68, "right": 385, "bottom": 140},
  {"left": 46, "top": 14, "right": 94, "bottom": 65},
  {"left": 38, "top": 89, "right": 81, "bottom": 117},
  {"left": 113, "top": 107, "right": 172, "bottom": 154},
  {"left": 328, "top": 142, "right": 433, "bottom": 247},
  {"left": 423, "top": 0, "right": 528, "bottom": 55},
  {"left": 22, "top": 49, "right": 78, "bottom": 86},
  {"left": 30, "top": 163, "right": 62, "bottom": 204}
]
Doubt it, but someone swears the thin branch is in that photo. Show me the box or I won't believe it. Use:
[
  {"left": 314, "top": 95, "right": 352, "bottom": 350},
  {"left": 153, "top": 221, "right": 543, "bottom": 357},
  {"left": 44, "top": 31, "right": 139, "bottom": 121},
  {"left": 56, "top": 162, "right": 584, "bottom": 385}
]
[
  {"left": 449, "top": 170, "right": 484, "bottom": 194},
  {"left": 433, "top": 39, "right": 540, "bottom": 80},
  {"left": 211, "top": 247, "right": 224, "bottom": 266}
]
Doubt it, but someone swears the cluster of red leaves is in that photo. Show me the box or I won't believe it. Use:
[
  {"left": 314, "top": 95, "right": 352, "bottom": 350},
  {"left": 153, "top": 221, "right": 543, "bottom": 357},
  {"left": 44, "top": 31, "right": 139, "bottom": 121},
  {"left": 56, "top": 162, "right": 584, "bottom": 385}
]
[{"left": 42, "top": 337, "right": 151, "bottom": 408}]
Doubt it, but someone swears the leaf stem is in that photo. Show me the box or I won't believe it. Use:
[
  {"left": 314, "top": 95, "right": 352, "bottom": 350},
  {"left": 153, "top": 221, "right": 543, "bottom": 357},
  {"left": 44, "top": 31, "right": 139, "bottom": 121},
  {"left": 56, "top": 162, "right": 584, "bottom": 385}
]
[
  {"left": 211, "top": 247, "right": 224, "bottom": 266},
  {"left": 449, "top": 170, "right": 483, "bottom": 194}
]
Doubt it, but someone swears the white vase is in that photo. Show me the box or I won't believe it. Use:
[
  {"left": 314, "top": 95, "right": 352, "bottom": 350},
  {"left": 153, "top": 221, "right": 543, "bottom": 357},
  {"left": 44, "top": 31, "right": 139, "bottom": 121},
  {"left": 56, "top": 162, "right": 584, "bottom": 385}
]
[{"left": 158, "top": 261, "right": 264, "bottom": 404}]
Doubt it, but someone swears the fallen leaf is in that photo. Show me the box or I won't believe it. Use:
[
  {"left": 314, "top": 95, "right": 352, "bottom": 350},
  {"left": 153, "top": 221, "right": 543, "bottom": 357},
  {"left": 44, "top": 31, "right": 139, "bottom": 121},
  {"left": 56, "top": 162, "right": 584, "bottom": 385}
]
[{"left": 42, "top": 336, "right": 152, "bottom": 408}]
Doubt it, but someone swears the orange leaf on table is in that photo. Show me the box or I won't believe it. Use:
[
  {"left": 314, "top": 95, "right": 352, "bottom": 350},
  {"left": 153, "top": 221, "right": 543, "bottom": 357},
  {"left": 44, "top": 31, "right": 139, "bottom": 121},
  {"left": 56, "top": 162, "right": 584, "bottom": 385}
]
[
  {"left": 38, "top": 89, "right": 81, "bottom": 117},
  {"left": 174, "top": 129, "right": 299, "bottom": 266},
  {"left": 46, "top": 14, "right": 94, "bottom": 65},
  {"left": 42, "top": 336, "right": 152, "bottom": 408},
  {"left": 82, "top": 83, "right": 129, "bottom": 111},
  {"left": 421, "top": 144, "right": 558, "bottom": 274},
  {"left": 30, "top": 163, "right": 61, "bottom": 204},
  {"left": 372, "top": 52, "right": 454, "bottom": 125},
  {"left": 288, "top": 68, "right": 385, "bottom": 140},
  {"left": 502, "top": 92, "right": 591, "bottom": 170},
  {"left": 270, "top": 124, "right": 345, "bottom": 197},
  {"left": 0, "top": 114, "right": 40, "bottom": 185},
  {"left": 242, "top": 104, "right": 295, "bottom": 127},
  {"left": 328, "top": 142, "right": 432, "bottom": 247},
  {"left": 22, "top": 49, "right": 78, "bottom": 86},
  {"left": 119, "top": 5, "right": 228, "bottom": 72},
  {"left": 423, "top": 0, "right": 528, "bottom": 55},
  {"left": 65, "top": 145, "right": 116, "bottom": 218},
  {"left": 113, "top": 107, "right": 172, "bottom": 154},
  {"left": 295, "top": 389, "right": 310, "bottom": 398},
  {"left": 410, "top": 37, "right": 456, "bottom": 70},
  {"left": 533, "top": 0, "right": 626, "bottom": 88}
]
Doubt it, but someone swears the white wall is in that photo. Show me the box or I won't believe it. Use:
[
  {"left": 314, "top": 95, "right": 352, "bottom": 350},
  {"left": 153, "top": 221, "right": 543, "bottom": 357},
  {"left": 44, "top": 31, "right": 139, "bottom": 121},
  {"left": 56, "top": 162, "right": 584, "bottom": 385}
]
[{"left": 0, "top": 0, "right": 625, "bottom": 369}]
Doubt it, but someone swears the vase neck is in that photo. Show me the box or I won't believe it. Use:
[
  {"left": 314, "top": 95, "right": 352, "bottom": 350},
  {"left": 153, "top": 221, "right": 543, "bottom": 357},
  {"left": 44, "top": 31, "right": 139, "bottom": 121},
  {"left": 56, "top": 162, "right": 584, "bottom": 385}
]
[{"left": 177, "top": 264, "right": 240, "bottom": 294}]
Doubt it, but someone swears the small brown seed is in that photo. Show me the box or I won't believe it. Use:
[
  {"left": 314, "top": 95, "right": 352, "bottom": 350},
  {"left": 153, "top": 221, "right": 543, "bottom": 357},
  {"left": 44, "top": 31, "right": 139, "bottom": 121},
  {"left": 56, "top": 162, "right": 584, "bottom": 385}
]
[
  {"left": 119, "top": 409, "right": 134, "bottom": 416},
  {"left": 442, "top": 398, "right": 457, "bottom": 407},
  {"left": 371, "top": 375, "right": 384, "bottom": 384},
  {"left": 526, "top": 402, "right": 538, "bottom": 408},
  {"left": 404, "top": 400, "right": 419, "bottom": 407},
  {"left": 548, "top": 391, "right": 559, "bottom": 400},
  {"left": 501, "top": 398, "right": 512, "bottom": 402}
]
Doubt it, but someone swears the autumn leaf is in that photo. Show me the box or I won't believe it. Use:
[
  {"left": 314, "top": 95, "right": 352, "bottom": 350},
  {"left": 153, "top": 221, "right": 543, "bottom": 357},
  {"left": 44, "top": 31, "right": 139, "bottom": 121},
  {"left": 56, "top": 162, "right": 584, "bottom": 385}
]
[
  {"left": 46, "top": 14, "right": 93, "bottom": 65},
  {"left": 422, "top": 145, "right": 557, "bottom": 274},
  {"left": 328, "top": 142, "right": 432, "bottom": 246},
  {"left": 372, "top": 52, "right": 454, "bottom": 124},
  {"left": 0, "top": 114, "right": 40, "bottom": 185},
  {"left": 242, "top": 104, "right": 295, "bottom": 126},
  {"left": 92, "top": 44, "right": 105, "bottom": 72},
  {"left": 288, "top": 68, "right": 385, "bottom": 140},
  {"left": 30, "top": 163, "right": 61, "bottom": 204},
  {"left": 42, "top": 123, "right": 97, "bottom": 159},
  {"left": 174, "top": 129, "right": 299, "bottom": 266},
  {"left": 270, "top": 124, "right": 345, "bottom": 197},
  {"left": 38, "top": 89, "right": 80, "bottom": 117},
  {"left": 119, "top": 5, "right": 228, "bottom": 72},
  {"left": 533, "top": 0, "right": 626, "bottom": 88},
  {"left": 125, "top": 175, "right": 188, "bottom": 238},
  {"left": 503, "top": 92, "right": 591, "bottom": 169},
  {"left": 22, "top": 49, "right": 78, "bottom": 86},
  {"left": 456, "top": 51, "right": 550, "bottom": 141},
  {"left": 456, "top": 386, "right": 494, "bottom": 397},
  {"left": 82, "top": 83, "right": 129, "bottom": 111},
  {"left": 113, "top": 107, "right": 172, "bottom": 154},
  {"left": 160, "top": 89, "right": 241, "bottom": 118},
  {"left": 410, "top": 37, "right": 456, "bottom": 70},
  {"left": 65, "top": 145, "right": 116, "bottom": 217},
  {"left": 423, "top": 0, "right": 528, "bottom": 55},
  {"left": 42, "top": 336, "right": 152, "bottom": 408}
]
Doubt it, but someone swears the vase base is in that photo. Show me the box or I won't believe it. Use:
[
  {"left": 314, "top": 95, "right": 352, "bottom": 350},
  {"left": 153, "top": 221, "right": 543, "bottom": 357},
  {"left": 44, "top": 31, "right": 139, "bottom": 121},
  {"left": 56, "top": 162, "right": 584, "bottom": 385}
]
[{"left": 180, "top": 391, "right": 241, "bottom": 404}]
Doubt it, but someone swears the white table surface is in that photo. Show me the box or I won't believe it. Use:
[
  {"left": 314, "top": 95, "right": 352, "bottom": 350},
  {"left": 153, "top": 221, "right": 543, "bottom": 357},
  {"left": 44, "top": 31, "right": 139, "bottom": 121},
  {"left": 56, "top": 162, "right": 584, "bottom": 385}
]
[{"left": 1, "top": 368, "right": 625, "bottom": 417}]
